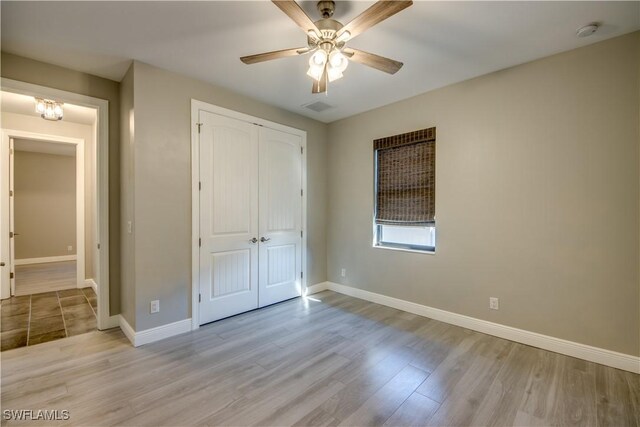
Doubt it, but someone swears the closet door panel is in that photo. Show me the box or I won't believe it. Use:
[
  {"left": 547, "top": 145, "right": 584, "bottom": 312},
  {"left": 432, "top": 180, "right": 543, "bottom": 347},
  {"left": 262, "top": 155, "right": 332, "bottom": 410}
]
[
  {"left": 258, "top": 127, "right": 302, "bottom": 307},
  {"left": 199, "top": 111, "right": 259, "bottom": 324}
]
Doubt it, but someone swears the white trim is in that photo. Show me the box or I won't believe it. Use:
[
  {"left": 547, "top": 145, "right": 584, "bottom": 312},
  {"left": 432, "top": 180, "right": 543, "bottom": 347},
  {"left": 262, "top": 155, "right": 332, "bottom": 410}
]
[
  {"left": 1, "top": 78, "right": 111, "bottom": 331},
  {"left": 118, "top": 315, "right": 136, "bottom": 345},
  {"left": 1, "top": 129, "right": 85, "bottom": 296},
  {"left": 190, "top": 101, "right": 200, "bottom": 331},
  {"left": 84, "top": 278, "right": 98, "bottom": 293},
  {"left": 373, "top": 244, "right": 436, "bottom": 255},
  {"left": 103, "top": 315, "right": 120, "bottom": 330},
  {"left": 0, "top": 135, "right": 9, "bottom": 298},
  {"left": 14, "top": 255, "right": 77, "bottom": 265},
  {"left": 305, "top": 281, "right": 329, "bottom": 296},
  {"left": 190, "top": 100, "right": 308, "bottom": 331},
  {"left": 119, "top": 315, "right": 192, "bottom": 347},
  {"left": 324, "top": 281, "right": 640, "bottom": 374}
]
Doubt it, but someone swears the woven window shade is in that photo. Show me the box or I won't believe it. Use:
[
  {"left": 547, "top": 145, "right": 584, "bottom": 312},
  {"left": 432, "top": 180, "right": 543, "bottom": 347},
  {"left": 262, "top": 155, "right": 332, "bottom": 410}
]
[{"left": 374, "top": 127, "right": 435, "bottom": 226}]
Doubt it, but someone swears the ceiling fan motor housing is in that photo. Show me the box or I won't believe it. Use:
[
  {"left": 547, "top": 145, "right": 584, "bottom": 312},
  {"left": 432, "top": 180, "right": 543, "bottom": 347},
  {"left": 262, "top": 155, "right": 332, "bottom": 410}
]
[
  {"left": 308, "top": 18, "right": 345, "bottom": 49},
  {"left": 317, "top": 1, "right": 335, "bottom": 18}
]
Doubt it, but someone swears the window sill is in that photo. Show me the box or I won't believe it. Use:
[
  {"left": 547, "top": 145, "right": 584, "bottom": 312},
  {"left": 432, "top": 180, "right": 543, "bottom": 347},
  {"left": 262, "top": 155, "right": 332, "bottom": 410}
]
[{"left": 373, "top": 244, "right": 436, "bottom": 255}]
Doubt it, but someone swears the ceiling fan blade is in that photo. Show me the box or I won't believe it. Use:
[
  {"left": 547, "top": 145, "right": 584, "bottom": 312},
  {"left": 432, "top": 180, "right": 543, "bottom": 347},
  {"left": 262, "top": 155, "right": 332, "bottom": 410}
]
[
  {"left": 336, "top": 1, "right": 413, "bottom": 41},
  {"left": 312, "top": 66, "right": 327, "bottom": 94},
  {"left": 343, "top": 48, "right": 403, "bottom": 74},
  {"left": 240, "top": 47, "right": 310, "bottom": 64},
  {"left": 272, "top": 1, "right": 321, "bottom": 38}
]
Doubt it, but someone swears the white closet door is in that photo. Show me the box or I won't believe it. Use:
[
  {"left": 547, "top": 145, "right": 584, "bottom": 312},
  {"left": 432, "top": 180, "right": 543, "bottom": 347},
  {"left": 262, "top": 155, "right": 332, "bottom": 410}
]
[
  {"left": 199, "top": 111, "right": 259, "bottom": 324},
  {"left": 258, "top": 127, "right": 302, "bottom": 307}
]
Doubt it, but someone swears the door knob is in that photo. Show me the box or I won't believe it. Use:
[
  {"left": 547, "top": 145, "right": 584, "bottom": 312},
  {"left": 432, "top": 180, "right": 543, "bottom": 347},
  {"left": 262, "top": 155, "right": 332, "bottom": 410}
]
[
  {"left": 260, "top": 237, "right": 271, "bottom": 242},
  {"left": 249, "top": 237, "right": 258, "bottom": 243},
  {"left": 0, "top": 262, "right": 4, "bottom": 267}
]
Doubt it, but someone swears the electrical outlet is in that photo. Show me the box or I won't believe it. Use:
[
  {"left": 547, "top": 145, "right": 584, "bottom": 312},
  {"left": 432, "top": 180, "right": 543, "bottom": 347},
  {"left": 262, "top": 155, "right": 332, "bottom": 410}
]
[
  {"left": 67, "top": 245, "right": 73, "bottom": 252},
  {"left": 489, "top": 297, "right": 499, "bottom": 310},
  {"left": 341, "top": 268, "right": 346, "bottom": 278},
  {"left": 150, "top": 300, "right": 160, "bottom": 314},
  {"left": 127, "top": 221, "right": 133, "bottom": 234}
]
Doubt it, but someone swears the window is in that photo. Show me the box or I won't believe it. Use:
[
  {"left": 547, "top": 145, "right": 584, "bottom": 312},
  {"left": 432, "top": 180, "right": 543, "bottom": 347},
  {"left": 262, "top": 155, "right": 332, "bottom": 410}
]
[{"left": 373, "top": 127, "right": 436, "bottom": 253}]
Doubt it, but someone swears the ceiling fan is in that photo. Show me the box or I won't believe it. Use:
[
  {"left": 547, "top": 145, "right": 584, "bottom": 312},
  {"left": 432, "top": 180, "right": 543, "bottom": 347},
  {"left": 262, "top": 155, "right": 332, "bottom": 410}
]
[{"left": 240, "top": 0, "right": 413, "bottom": 94}]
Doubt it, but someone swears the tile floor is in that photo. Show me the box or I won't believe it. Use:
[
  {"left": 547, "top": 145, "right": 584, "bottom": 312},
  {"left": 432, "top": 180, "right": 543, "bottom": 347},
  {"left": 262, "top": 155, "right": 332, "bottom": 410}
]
[{"left": 0, "top": 287, "right": 97, "bottom": 351}]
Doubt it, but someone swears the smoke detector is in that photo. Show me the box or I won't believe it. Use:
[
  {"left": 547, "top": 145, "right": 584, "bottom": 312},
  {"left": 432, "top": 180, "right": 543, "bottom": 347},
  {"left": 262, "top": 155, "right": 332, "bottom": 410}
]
[{"left": 576, "top": 23, "right": 599, "bottom": 38}]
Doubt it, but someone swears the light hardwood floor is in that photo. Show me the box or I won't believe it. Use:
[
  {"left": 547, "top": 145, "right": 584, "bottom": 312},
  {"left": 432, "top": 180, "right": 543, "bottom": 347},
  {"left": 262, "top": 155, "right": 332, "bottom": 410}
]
[
  {"left": 14, "top": 261, "right": 77, "bottom": 296},
  {"left": 1, "top": 291, "right": 638, "bottom": 426}
]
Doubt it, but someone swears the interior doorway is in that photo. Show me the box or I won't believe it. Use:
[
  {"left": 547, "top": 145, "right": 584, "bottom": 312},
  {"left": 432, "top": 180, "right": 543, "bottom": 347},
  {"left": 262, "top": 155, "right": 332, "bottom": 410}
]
[
  {"left": 10, "top": 134, "right": 85, "bottom": 297},
  {"left": 0, "top": 81, "right": 114, "bottom": 350}
]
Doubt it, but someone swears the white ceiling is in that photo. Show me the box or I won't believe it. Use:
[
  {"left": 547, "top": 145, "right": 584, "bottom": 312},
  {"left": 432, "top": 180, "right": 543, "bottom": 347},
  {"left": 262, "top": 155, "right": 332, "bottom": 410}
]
[
  {"left": 14, "top": 138, "right": 76, "bottom": 157},
  {"left": 2, "top": 1, "right": 638, "bottom": 123},
  {"left": 1, "top": 91, "right": 97, "bottom": 125}
]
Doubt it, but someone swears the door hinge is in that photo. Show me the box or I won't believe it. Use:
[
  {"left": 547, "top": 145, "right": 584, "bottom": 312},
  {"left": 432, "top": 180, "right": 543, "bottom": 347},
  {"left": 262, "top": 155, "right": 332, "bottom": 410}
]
[
  {"left": 9, "top": 190, "right": 13, "bottom": 197},
  {"left": 9, "top": 232, "right": 13, "bottom": 238},
  {"left": 10, "top": 272, "right": 14, "bottom": 279},
  {"left": 300, "top": 230, "right": 303, "bottom": 238},
  {"left": 301, "top": 146, "right": 303, "bottom": 155},
  {"left": 97, "top": 243, "right": 101, "bottom": 250},
  {"left": 301, "top": 189, "right": 303, "bottom": 197},
  {"left": 199, "top": 293, "right": 201, "bottom": 303},
  {"left": 199, "top": 238, "right": 202, "bottom": 247},
  {"left": 196, "top": 123, "right": 203, "bottom": 133},
  {"left": 301, "top": 271, "right": 303, "bottom": 279},
  {"left": 199, "top": 181, "right": 202, "bottom": 191}
]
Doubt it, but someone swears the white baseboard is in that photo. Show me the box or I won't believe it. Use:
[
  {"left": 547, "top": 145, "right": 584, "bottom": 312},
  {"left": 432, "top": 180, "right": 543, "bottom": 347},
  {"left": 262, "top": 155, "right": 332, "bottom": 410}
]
[
  {"left": 324, "top": 282, "right": 640, "bottom": 374},
  {"left": 14, "top": 255, "right": 77, "bottom": 265},
  {"left": 119, "top": 315, "right": 136, "bottom": 345},
  {"left": 306, "top": 282, "right": 329, "bottom": 295},
  {"left": 119, "top": 315, "right": 192, "bottom": 347},
  {"left": 83, "top": 278, "right": 98, "bottom": 293}
]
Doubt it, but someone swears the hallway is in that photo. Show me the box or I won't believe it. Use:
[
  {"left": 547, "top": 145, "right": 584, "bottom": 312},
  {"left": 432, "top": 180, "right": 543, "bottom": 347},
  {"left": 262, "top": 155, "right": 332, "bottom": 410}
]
[{"left": 14, "top": 260, "right": 77, "bottom": 296}]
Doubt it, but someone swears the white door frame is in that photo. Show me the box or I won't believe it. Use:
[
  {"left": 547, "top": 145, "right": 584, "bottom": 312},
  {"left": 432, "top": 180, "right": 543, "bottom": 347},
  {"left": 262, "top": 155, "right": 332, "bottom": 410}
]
[
  {"left": 190, "top": 99, "right": 307, "bottom": 331},
  {"left": 2, "top": 130, "right": 85, "bottom": 294},
  {"left": 0, "top": 78, "right": 117, "bottom": 330}
]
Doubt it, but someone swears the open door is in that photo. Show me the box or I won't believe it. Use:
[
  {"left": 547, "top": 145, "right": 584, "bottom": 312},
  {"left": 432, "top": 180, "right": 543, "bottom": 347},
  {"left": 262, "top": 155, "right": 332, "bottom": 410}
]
[
  {"left": 0, "top": 134, "right": 9, "bottom": 298},
  {"left": 9, "top": 137, "right": 15, "bottom": 296}
]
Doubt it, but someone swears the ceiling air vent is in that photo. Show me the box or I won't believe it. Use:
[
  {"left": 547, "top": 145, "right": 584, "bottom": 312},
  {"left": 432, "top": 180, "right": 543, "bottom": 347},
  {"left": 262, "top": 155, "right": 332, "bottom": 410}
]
[{"left": 303, "top": 101, "right": 333, "bottom": 113}]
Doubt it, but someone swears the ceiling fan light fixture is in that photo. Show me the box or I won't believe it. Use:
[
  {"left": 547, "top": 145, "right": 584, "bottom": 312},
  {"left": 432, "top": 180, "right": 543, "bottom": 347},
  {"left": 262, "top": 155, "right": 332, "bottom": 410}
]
[
  {"left": 307, "top": 64, "right": 324, "bottom": 81},
  {"left": 329, "top": 50, "right": 348, "bottom": 72},
  {"left": 309, "top": 50, "right": 328, "bottom": 67},
  {"left": 240, "top": 0, "right": 412, "bottom": 93},
  {"left": 327, "top": 67, "right": 343, "bottom": 82}
]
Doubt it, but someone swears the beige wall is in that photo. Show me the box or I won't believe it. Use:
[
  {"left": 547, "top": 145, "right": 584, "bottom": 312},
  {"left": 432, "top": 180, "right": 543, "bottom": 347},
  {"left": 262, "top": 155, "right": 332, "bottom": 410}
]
[
  {"left": 14, "top": 150, "right": 76, "bottom": 259},
  {"left": 326, "top": 32, "right": 640, "bottom": 356},
  {"left": 130, "top": 61, "right": 328, "bottom": 331},
  {"left": 2, "top": 112, "right": 96, "bottom": 279},
  {"left": 1, "top": 52, "right": 121, "bottom": 314}
]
